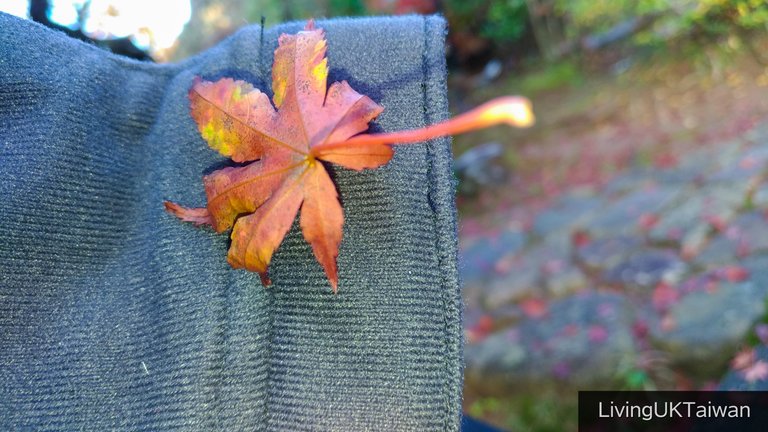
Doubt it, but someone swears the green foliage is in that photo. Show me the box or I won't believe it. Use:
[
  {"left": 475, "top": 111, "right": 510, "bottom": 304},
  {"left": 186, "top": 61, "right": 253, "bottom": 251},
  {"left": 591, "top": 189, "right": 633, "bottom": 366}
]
[
  {"left": 623, "top": 369, "right": 652, "bottom": 390},
  {"left": 555, "top": 0, "right": 768, "bottom": 41},
  {"left": 685, "top": 0, "right": 768, "bottom": 34},
  {"left": 444, "top": 0, "right": 529, "bottom": 43},
  {"left": 328, "top": 0, "right": 367, "bottom": 17},
  {"left": 484, "top": 0, "right": 529, "bottom": 42},
  {"left": 554, "top": 0, "right": 666, "bottom": 33},
  {"left": 243, "top": 0, "right": 288, "bottom": 26},
  {"left": 468, "top": 392, "right": 579, "bottom": 432},
  {"left": 513, "top": 60, "right": 582, "bottom": 96},
  {"left": 244, "top": 0, "right": 367, "bottom": 25}
]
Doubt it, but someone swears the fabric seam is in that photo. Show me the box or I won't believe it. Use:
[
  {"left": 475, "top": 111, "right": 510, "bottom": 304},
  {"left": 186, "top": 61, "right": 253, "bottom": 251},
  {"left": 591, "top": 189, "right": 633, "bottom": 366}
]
[{"left": 421, "top": 15, "right": 459, "bottom": 431}]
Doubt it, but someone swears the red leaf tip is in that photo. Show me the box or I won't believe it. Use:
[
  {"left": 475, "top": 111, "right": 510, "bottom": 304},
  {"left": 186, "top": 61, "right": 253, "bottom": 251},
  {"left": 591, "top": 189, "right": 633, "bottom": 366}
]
[
  {"left": 164, "top": 201, "right": 214, "bottom": 227},
  {"left": 330, "top": 277, "right": 338, "bottom": 294},
  {"left": 258, "top": 272, "right": 272, "bottom": 287}
]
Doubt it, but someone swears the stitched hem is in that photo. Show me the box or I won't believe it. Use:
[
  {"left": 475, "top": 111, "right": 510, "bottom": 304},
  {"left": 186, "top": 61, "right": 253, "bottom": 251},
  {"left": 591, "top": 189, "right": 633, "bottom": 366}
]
[{"left": 421, "top": 15, "right": 463, "bottom": 431}]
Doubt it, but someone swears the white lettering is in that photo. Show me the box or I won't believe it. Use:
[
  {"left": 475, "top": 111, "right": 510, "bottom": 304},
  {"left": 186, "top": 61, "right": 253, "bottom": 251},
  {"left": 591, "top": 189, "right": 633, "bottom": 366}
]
[
  {"left": 668, "top": 402, "right": 682, "bottom": 417},
  {"left": 739, "top": 405, "right": 751, "bottom": 418},
  {"left": 598, "top": 401, "right": 608, "bottom": 418},
  {"left": 683, "top": 401, "right": 695, "bottom": 416}
]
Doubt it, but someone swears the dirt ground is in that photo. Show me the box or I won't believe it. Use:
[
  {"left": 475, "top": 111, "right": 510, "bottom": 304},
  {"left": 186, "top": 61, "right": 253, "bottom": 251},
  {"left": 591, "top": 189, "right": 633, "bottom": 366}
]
[{"left": 452, "top": 36, "right": 768, "bottom": 241}]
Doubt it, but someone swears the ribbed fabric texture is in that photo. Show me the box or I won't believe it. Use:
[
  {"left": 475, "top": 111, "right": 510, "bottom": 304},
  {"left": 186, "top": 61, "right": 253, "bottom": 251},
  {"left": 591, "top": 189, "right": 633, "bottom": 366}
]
[{"left": 0, "top": 12, "right": 462, "bottom": 431}]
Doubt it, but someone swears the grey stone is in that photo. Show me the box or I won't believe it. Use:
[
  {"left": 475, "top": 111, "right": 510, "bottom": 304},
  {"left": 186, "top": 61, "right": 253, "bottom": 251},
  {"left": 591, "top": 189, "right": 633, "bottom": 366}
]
[
  {"left": 465, "top": 292, "right": 636, "bottom": 395},
  {"left": 735, "top": 211, "right": 768, "bottom": 252},
  {"left": 650, "top": 183, "right": 746, "bottom": 259},
  {"left": 693, "top": 235, "right": 738, "bottom": 268},
  {"left": 650, "top": 282, "right": 765, "bottom": 377},
  {"left": 601, "top": 171, "right": 654, "bottom": 197},
  {"left": 742, "top": 145, "right": 768, "bottom": 168},
  {"left": 465, "top": 333, "right": 529, "bottom": 396},
  {"left": 464, "top": 304, "right": 525, "bottom": 340},
  {"left": 459, "top": 229, "right": 528, "bottom": 284},
  {"left": 462, "top": 279, "right": 485, "bottom": 311},
  {"left": 487, "top": 303, "right": 526, "bottom": 329},
  {"left": 454, "top": 142, "right": 507, "bottom": 190},
  {"left": 576, "top": 235, "right": 644, "bottom": 272},
  {"left": 482, "top": 256, "right": 542, "bottom": 309},
  {"left": 677, "top": 271, "right": 721, "bottom": 296},
  {"left": 479, "top": 237, "right": 577, "bottom": 309},
  {"left": 707, "top": 145, "right": 768, "bottom": 183},
  {"left": 676, "top": 144, "right": 728, "bottom": 173},
  {"left": 739, "top": 254, "right": 768, "bottom": 298},
  {"left": 677, "top": 149, "right": 716, "bottom": 176},
  {"left": 602, "top": 249, "right": 688, "bottom": 291},
  {"left": 586, "top": 185, "right": 683, "bottom": 238},
  {"left": 654, "top": 166, "right": 704, "bottom": 184},
  {"left": 520, "top": 237, "right": 574, "bottom": 273},
  {"left": 649, "top": 184, "right": 743, "bottom": 246},
  {"left": 544, "top": 262, "right": 589, "bottom": 298},
  {"left": 680, "top": 224, "right": 712, "bottom": 259},
  {"left": 707, "top": 140, "right": 747, "bottom": 174},
  {"left": 751, "top": 182, "right": 768, "bottom": 209},
  {"left": 648, "top": 193, "right": 703, "bottom": 243},
  {"left": 696, "top": 211, "right": 768, "bottom": 267},
  {"left": 532, "top": 194, "right": 602, "bottom": 237},
  {"left": 744, "top": 123, "right": 768, "bottom": 145},
  {"left": 719, "top": 346, "right": 768, "bottom": 390},
  {"left": 702, "top": 181, "right": 751, "bottom": 208}
]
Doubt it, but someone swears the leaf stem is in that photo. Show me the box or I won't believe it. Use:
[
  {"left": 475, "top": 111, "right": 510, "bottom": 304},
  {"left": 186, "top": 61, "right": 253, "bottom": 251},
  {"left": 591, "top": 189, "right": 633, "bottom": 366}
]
[{"left": 311, "top": 96, "right": 533, "bottom": 154}]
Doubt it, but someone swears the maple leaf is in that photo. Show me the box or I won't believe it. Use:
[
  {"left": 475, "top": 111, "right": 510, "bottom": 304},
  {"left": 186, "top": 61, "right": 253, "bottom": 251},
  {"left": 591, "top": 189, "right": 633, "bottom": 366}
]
[
  {"left": 165, "top": 22, "right": 534, "bottom": 292},
  {"left": 587, "top": 324, "right": 608, "bottom": 344},
  {"left": 651, "top": 282, "right": 679, "bottom": 312},
  {"left": 742, "top": 360, "right": 768, "bottom": 383},
  {"left": 519, "top": 297, "right": 548, "bottom": 319},
  {"left": 731, "top": 347, "right": 756, "bottom": 371}
]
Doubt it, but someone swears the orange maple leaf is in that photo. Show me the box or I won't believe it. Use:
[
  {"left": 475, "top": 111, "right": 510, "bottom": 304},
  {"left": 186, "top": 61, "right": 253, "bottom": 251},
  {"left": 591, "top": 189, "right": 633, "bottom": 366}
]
[
  {"left": 165, "top": 22, "right": 533, "bottom": 292},
  {"left": 742, "top": 360, "right": 768, "bottom": 383},
  {"left": 731, "top": 347, "right": 756, "bottom": 371}
]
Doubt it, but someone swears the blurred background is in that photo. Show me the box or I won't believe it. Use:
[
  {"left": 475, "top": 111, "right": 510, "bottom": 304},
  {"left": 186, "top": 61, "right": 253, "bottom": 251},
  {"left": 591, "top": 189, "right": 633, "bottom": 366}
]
[{"left": 5, "top": 1, "right": 768, "bottom": 430}]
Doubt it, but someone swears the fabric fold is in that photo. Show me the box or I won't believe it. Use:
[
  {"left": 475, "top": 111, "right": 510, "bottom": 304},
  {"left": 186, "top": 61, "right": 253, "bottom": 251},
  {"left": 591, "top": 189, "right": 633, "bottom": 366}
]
[{"left": 0, "top": 12, "right": 461, "bottom": 431}]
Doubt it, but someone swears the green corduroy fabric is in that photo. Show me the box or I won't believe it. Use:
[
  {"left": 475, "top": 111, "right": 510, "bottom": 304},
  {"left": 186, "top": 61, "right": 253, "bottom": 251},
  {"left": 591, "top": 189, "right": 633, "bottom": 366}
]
[{"left": 0, "top": 13, "right": 462, "bottom": 430}]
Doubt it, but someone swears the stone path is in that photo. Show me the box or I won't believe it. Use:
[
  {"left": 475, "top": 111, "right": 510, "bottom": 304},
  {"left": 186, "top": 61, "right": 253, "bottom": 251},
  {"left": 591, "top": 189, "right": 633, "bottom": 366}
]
[{"left": 462, "top": 123, "right": 768, "bottom": 396}]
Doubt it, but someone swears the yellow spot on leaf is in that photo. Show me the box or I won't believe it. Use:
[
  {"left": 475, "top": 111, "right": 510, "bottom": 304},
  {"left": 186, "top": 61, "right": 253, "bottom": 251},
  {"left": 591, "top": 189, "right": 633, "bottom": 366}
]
[
  {"left": 273, "top": 80, "right": 286, "bottom": 107},
  {"left": 311, "top": 58, "right": 327, "bottom": 88},
  {"left": 202, "top": 121, "right": 239, "bottom": 154},
  {"left": 231, "top": 85, "right": 243, "bottom": 102}
]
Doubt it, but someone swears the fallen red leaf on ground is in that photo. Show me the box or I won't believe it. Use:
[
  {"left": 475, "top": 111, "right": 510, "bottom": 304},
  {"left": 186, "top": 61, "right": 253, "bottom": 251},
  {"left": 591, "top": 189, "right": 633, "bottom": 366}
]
[{"left": 520, "top": 297, "right": 548, "bottom": 319}]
